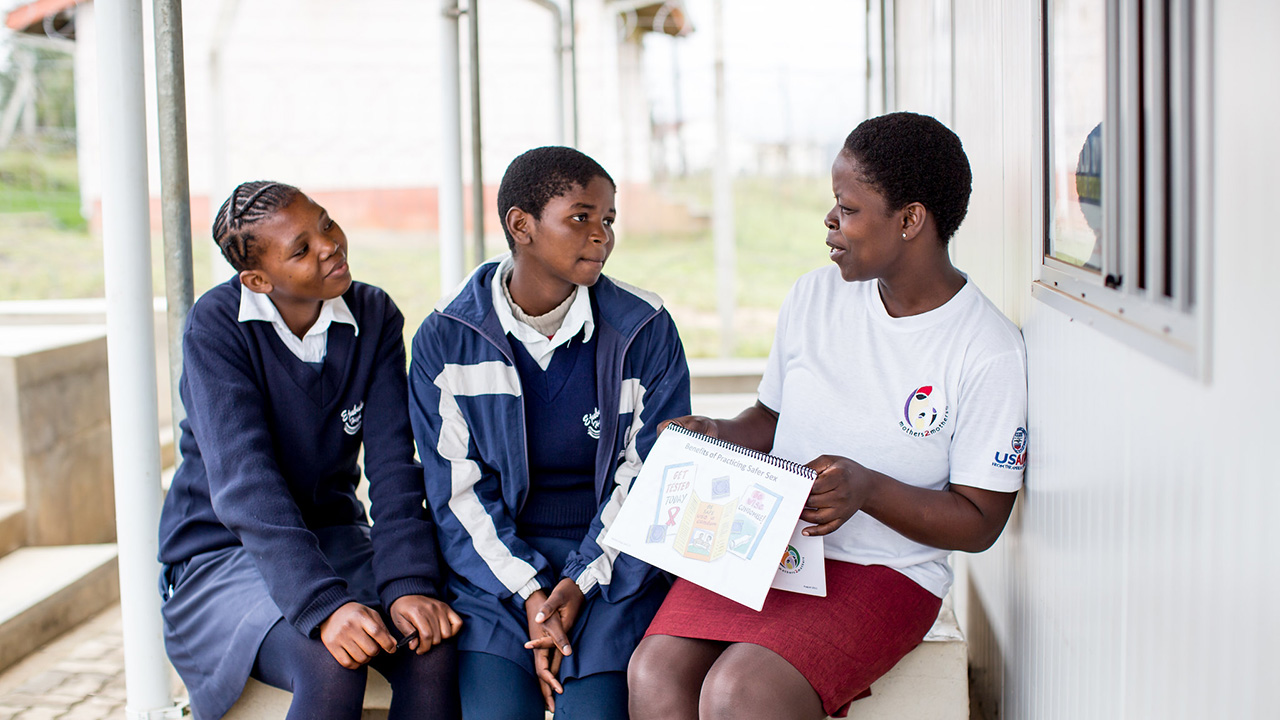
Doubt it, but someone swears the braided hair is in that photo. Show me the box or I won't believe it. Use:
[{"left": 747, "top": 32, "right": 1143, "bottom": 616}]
[{"left": 212, "top": 181, "right": 301, "bottom": 272}]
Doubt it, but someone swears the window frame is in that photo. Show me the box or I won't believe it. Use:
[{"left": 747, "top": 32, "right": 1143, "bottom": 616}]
[{"left": 1033, "top": 0, "right": 1213, "bottom": 379}]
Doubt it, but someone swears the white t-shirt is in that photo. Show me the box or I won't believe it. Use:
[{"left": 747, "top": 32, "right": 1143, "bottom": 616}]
[{"left": 758, "top": 266, "right": 1028, "bottom": 598}]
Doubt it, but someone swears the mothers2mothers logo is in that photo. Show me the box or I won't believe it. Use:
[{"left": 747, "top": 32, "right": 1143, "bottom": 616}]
[{"left": 899, "top": 385, "right": 950, "bottom": 438}]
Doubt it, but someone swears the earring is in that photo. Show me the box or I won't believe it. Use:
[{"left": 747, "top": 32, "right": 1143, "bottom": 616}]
[{"left": 902, "top": 232, "right": 907, "bottom": 240}]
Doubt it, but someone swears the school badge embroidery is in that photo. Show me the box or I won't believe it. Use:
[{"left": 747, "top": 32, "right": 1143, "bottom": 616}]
[
  {"left": 583, "top": 407, "right": 601, "bottom": 439},
  {"left": 341, "top": 401, "right": 364, "bottom": 436}
]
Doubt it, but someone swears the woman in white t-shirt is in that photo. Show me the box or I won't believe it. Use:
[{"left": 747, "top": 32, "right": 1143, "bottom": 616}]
[{"left": 628, "top": 112, "right": 1028, "bottom": 720}]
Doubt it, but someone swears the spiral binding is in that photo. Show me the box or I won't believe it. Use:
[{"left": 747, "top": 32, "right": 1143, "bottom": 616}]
[{"left": 666, "top": 423, "right": 817, "bottom": 480}]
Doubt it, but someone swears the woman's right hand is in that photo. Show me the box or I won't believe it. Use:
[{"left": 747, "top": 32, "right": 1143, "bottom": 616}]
[
  {"left": 657, "top": 415, "right": 719, "bottom": 437},
  {"left": 319, "top": 602, "right": 397, "bottom": 669},
  {"left": 660, "top": 403, "right": 779, "bottom": 454}
]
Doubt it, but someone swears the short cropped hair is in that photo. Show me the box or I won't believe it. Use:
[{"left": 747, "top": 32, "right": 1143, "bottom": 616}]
[
  {"left": 842, "top": 112, "right": 972, "bottom": 244},
  {"left": 497, "top": 146, "right": 615, "bottom": 249},
  {"left": 212, "top": 181, "right": 301, "bottom": 272}
]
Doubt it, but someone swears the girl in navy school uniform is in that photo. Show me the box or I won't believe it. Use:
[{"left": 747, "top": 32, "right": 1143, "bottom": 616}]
[
  {"left": 157, "top": 181, "right": 462, "bottom": 720},
  {"left": 408, "top": 147, "right": 691, "bottom": 719}
]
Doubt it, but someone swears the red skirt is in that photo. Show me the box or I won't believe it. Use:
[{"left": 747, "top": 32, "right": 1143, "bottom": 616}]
[{"left": 644, "top": 560, "right": 942, "bottom": 718}]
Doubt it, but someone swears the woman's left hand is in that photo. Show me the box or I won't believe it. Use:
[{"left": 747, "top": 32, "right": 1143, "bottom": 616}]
[{"left": 801, "top": 454, "right": 878, "bottom": 536}]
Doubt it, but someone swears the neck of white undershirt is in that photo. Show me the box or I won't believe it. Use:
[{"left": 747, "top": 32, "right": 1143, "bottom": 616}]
[{"left": 500, "top": 269, "right": 576, "bottom": 337}]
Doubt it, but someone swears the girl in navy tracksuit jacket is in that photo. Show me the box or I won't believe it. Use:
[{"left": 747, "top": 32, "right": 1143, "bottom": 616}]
[
  {"left": 408, "top": 147, "right": 691, "bottom": 719},
  {"left": 157, "top": 181, "right": 461, "bottom": 720}
]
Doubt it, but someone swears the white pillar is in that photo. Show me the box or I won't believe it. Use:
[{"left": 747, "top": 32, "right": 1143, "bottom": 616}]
[
  {"left": 440, "top": 0, "right": 466, "bottom": 294},
  {"left": 96, "top": 0, "right": 179, "bottom": 717},
  {"left": 712, "top": 0, "right": 737, "bottom": 357}
]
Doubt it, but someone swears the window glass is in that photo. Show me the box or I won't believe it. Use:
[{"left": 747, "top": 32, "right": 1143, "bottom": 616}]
[{"left": 1047, "top": 0, "right": 1105, "bottom": 271}]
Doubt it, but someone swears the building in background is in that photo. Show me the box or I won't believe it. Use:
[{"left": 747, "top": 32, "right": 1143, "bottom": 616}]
[{"left": 5, "top": 0, "right": 690, "bottom": 235}]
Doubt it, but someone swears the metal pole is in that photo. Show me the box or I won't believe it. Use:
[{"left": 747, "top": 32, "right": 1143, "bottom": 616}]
[
  {"left": 467, "top": 0, "right": 485, "bottom": 265},
  {"left": 865, "top": 0, "right": 873, "bottom": 117},
  {"left": 672, "top": 38, "right": 686, "bottom": 177},
  {"left": 567, "top": 0, "right": 579, "bottom": 146},
  {"left": 524, "top": 0, "right": 565, "bottom": 144},
  {"left": 440, "top": 0, "right": 465, "bottom": 292},
  {"left": 153, "top": 0, "right": 194, "bottom": 456},
  {"left": 96, "top": 1, "right": 181, "bottom": 718},
  {"left": 712, "top": 0, "right": 736, "bottom": 357}
]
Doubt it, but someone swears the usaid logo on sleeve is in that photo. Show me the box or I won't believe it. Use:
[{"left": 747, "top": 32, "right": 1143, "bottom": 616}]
[
  {"left": 992, "top": 427, "right": 1027, "bottom": 469},
  {"left": 341, "top": 401, "right": 364, "bottom": 436}
]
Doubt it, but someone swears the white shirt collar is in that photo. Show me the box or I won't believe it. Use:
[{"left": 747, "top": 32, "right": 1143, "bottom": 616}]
[
  {"left": 238, "top": 283, "right": 359, "bottom": 363},
  {"left": 490, "top": 255, "right": 594, "bottom": 370}
]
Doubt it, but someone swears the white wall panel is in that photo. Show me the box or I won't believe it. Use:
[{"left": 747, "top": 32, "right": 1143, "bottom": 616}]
[
  {"left": 894, "top": 0, "right": 1280, "bottom": 717},
  {"left": 947, "top": 0, "right": 1005, "bottom": 311},
  {"left": 892, "top": 0, "right": 953, "bottom": 125}
]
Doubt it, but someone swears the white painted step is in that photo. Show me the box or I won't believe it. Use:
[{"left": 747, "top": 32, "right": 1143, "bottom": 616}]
[
  {"left": 691, "top": 392, "right": 759, "bottom": 419},
  {"left": 0, "top": 544, "right": 119, "bottom": 674},
  {"left": 687, "top": 357, "right": 766, "bottom": 395}
]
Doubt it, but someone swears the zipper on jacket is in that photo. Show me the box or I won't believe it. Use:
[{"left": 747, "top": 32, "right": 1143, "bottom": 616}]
[
  {"left": 441, "top": 296, "right": 664, "bottom": 511},
  {"left": 436, "top": 312, "right": 533, "bottom": 513}
]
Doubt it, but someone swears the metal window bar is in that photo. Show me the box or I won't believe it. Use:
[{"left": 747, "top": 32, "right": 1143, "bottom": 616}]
[
  {"left": 1117, "top": 0, "right": 1142, "bottom": 296},
  {"left": 1102, "top": 0, "right": 1121, "bottom": 286},
  {"left": 1191, "top": 0, "right": 1212, "bottom": 369},
  {"left": 1142, "top": 0, "right": 1168, "bottom": 299},
  {"left": 1169, "top": 0, "right": 1194, "bottom": 310}
]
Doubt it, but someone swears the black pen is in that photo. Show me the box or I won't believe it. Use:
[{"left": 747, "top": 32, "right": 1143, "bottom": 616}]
[{"left": 396, "top": 630, "right": 419, "bottom": 650}]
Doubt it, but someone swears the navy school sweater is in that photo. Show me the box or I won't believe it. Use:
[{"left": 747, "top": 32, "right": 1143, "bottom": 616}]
[
  {"left": 509, "top": 330, "right": 599, "bottom": 539},
  {"left": 158, "top": 278, "right": 442, "bottom": 637}
]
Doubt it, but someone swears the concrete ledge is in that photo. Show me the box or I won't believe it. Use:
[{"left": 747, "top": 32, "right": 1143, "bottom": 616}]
[
  {"left": 0, "top": 502, "right": 24, "bottom": 558},
  {"left": 224, "top": 604, "right": 965, "bottom": 720},
  {"left": 690, "top": 392, "right": 758, "bottom": 419},
  {"left": 687, "top": 357, "right": 766, "bottom": 395},
  {"left": 0, "top": 544, "right": 120, "bottom": 674},
  {"left": 0, "top": 298, "right": 173, "bottom": 443},
  {"left": 841, "top": 601, "right": 968, "bottom": 719},
  {"left": 0, "top": 325, "right": 116, "bottom": 546}
]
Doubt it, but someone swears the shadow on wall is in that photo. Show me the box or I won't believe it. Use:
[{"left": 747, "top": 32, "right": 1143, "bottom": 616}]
[{"left": 965, "top": 574, "right": 1004, "bottom": 720}]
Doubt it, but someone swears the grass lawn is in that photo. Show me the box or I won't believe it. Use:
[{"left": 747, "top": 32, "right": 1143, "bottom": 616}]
[{"left": 0, "top": 173, "right": 835, "bottom": 359}]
